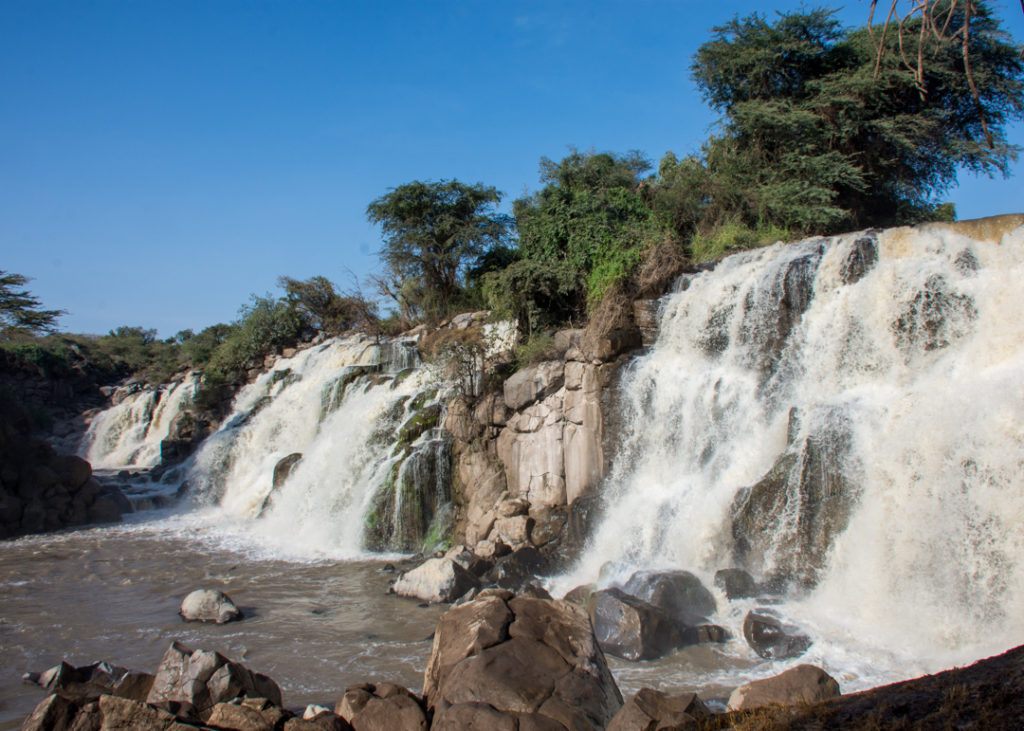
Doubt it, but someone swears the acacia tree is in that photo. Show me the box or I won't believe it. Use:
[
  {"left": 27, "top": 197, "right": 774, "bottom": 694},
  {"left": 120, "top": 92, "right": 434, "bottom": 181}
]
[
  {"left": 366, "top": 179, "right": 511, "bottom": 322},
  {"left": 0, "top": 270, "right": 65, "bottom": 339},
  {"left": 691, "top": 3, "right": 1024, "bottom": 233}
]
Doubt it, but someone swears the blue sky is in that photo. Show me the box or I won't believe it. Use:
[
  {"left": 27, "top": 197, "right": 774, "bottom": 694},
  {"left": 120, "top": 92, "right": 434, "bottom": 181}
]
[{"left": 3, "top": 1, "right": 1023, "bottom": 337}]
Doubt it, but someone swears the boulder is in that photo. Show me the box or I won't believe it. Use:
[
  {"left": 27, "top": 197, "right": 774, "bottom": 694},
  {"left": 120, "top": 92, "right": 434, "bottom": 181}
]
[
  {"left": 180, "top": 588, "right": 243, "bottom": 623},
  {"left": 727, "top": 664, "right": 840, "bottom": 711},
  {"left": 504, "top": 362, "right": 565, "bottom": 411},
  {"left": 207, "top": 699, "right": 292, "bottom": 730},
  {"left": 714, "top": 568, "right": 758, "bottom": 600},
  {"left": 586, "top": 588, "right": 683, "bottom": 661},
  {"left": 348, "top": 694, "right": 427, "bottom": 731},
  {"left": 485, "top": 546, "right": 549, "bottom": 591},
  {"left": 391, "top": 557, "right": 481, "bottom": 604},
  {"left": 146, "top": 641, "right": 282, "bottom": 718},
  {"left": 607, "top": 687, "right": 711, "bottom": 730},
  {"left": 424, "top": 594, "right": 622, "bottom": 729},
  {"left": 623, "top": 570, "right": 716, "bottom": 625},
  {"left": 24, "top": 660, "right": 154, "bottom": 703},
  {"left": 742, "top": 609, "right": 812, "bottom": 660}
]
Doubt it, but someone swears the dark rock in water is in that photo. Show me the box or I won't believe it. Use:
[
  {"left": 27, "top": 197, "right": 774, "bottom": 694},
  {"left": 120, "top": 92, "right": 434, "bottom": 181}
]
[
  {"left": 681, "top": 624, "right": 730, "bottom": 645},
  {"left": 486, "top": 546, "right": 549, "bottom": 591},
  {"left": 731, "top": 404, "right": 860, "bottom": 588},
  {"left": 550, "top": 494, "right": 603, "bottom": 568},
  {"left": 607, "top": 687, "right": 711, "bottom": 731},
  {"left": 562, "top": 583, "right": 595, "bottom": 606},
  {"left": 954, "top": 247, "right": 980, "bottom": 275},
  {"left": 839, "top": 233, "right": 879, "bottom": 285},
  {"left": 623, "top": 569, "right": 717, "bottom": 624},
  {"left": 424, "top": 594, "right": 622, "bottom": 729},
  {"left": 727, "top": 664, "right": 840, "bottom": 711},
  {"left": 715, "top": 568, "right": 758, "bottom": 600},
  {"left": 587, "top": 587, "right": 683, "bottom": 661},
  {"left": 893, "top": 274, "right": 977, "bottom": 356},
  {"left": 258, "top": 452, "right": 303, "bottom": 516},
  {"left": 743, "top": 609, "right": 812, "bottom": 660},
  {"left": 180, "top": 588, "right": 243, "bottom": 624}
]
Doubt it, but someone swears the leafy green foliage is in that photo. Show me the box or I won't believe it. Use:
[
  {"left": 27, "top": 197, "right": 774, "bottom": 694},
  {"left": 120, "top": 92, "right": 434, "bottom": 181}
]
[
  {"left": 690, "top": 3, "right": 1024, "bottom": 234},
  {"left": 0, "top": 270, "right": 65, "bottom": 339},
  {"left": 278, "top": 275, "right": 378, "bottom": 335},
  {"left": 487, "top": 150, "right": 659, "bottom": 331},
  {"left": 367, "top": 179, "right": 512, "bottom": 322}
]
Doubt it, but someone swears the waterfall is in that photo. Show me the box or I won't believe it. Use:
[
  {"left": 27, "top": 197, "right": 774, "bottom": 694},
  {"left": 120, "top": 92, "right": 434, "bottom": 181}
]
[
  {"left": 184, "top": 334, "right": 453, "bottom": 558},
  {"left": 571, "top": 218, "right": 1024, "bottom": 675},
  {"left": 80, "top": 374, "right": 199, "bottom": 469}
]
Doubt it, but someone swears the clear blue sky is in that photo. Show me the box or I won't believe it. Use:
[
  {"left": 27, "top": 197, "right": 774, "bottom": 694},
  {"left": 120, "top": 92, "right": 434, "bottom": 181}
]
[{"left": 3, "top": 1, "right": 1023, "bottom": 337}]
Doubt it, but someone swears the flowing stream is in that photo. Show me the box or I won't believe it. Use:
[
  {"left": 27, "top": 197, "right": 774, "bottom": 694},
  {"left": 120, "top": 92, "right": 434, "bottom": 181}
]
[{"left": 3, "top": 220, "right": 1024, "bottom": 725}]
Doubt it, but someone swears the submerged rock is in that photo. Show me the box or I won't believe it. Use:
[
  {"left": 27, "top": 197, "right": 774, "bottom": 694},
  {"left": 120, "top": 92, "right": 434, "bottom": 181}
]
[
  {"left": 727, "top": 664, "right": 840, "bottom": 711},
  {"left": 714, "top": 568, "right": 758, "bottom": 600},
  {"left": 180, "top": 588, "right": 243, "bottom": 624}
]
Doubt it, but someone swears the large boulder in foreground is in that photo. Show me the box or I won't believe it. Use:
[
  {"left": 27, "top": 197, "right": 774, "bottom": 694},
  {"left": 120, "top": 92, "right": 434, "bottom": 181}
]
[
  {"left": 728, "top": 664, "right": 840, "bottom": 711},
  {"left": 587, "top": 587, "right": 683, "bottom": 661},
  {"left": 424, "top": 591, "right": 622, "bottom": 730},
  {"left": 180, "top": 588, "right": 243, "bottom": 623},
  {"left": 607, "top": 687, "right": 711, "bottom": 730},
  {"left": 333, "top": 682, "right": 426, "bottom": 730},
  {"left": 392, "top": 557, "right": 480, "bottom": 604}
]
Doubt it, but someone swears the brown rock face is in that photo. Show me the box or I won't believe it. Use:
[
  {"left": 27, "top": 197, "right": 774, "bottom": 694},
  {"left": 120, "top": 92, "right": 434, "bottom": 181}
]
[
  {"left": 607, "top": 687, "right": 711, "bottom": 730},
  {"left": 727, "top": 664, "right": 840, "bottom": 711},
  {"left": 424, "top": 595, "right": 622, "bottom": 730},
  {"left": 586, "top": 588, "right": 684, "bottom": 661}
]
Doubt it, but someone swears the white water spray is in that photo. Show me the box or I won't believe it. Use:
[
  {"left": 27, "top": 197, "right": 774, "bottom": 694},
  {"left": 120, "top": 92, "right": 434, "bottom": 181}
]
[
  {"left": 573, "top": 219, "right": 1024, "bottom": 680},
  {"left": 80, "top": 374, "right": 199, "bottom": 469}
]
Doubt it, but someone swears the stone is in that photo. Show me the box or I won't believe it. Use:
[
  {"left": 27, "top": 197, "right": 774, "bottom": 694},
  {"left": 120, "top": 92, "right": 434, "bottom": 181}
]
[
  {"left": 20, "top": 693, "right": 78, "bottom": 731},
  {"left": 458, "top": 451, "right": 507, "bottom": 546},
  {"left": 632, "top": 300, "right": 661, "bottom": 347},
  {"left": 99, "top": 693, "right": 198, "bottom": 729},
  {"left": 839, "top": 233, "right": 878, "bottom": 285},
  {"left": 562, "top": 584, "right": 595, "bottom": 606},
  {"left": 179, "top": 588, "right": 243, "bottom": 624},
  {"left": 491, "top": 514, "right": 533, "bottom": 547},
  {"left": 742, "top": 609, "right": 812, "bottom": 660},
  {"left": 335, "top": 687, "right": 374, "bottom": 720},
  {"left": 485, "top": 546, "right": 549, "bottom": 591},
  {"left": 607, "top": 687, "right": 711, "bottom": 730},
  {"left": 587, "top": 588, "right": 683, "bottom": 661},
  {"left": 273, "top": 453, "right": 303, "bottom": 489},
  {"left": 528, "top": 505, "right": 567, "bottom": 548},
  {"left": 713, "top": 568, "right": 758, "bottom": 600},
  {"left": 503, "top": 361, "right": 565, "bottom": 411},
  {"left": 207, "top": 701, "right": 287, "bottom": 730},
  {"left": 348, "top": 694, "right": 427, "bottom": 731},
  {"left": 681, "top": 624, "right": 730, "bottom": 645},
  {"left": 727, "top": 664, "right": 840, "bottom": 711},
  {"left": 444, "top": 546, "right": 493, "bottom": 577},
  {"left": 623, "top": 570, "right": 716, "bottom": 625},
  {"left": 425, "top": 595, "right": 622, "bottom": 729},
  {"left": 392, "top": 557, "right": 481, "bottom": 604}
]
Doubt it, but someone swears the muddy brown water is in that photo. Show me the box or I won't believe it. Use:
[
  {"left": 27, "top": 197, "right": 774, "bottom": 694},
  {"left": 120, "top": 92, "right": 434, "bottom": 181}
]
[{"left": 0, "top": 515, "right": 753, "bottom": 728}]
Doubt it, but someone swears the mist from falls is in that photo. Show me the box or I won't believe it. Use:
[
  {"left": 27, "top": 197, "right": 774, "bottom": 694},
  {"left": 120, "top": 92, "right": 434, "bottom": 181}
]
[
  {"left": 80, "top": 375, "right": 199, "bottom": 469},
  {"left": 572, "top": 221, "right": 1024, "bottom": 678}
]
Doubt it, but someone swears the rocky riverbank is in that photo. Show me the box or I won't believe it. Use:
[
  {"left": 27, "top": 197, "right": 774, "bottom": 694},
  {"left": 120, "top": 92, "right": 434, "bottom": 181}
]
[{"left": 21, "top": 585, "right": 1024, "bottom": 730}]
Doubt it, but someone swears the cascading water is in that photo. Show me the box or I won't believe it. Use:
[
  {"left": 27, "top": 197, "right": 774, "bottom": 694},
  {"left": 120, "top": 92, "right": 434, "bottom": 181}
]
[
  {"left": 79, "top": 374, "right": 199, "bottom": 469},
  {"left": 569, "top": 218, "right": 1024, "bottom": 685},
  {"left": 184, "top": 334, "right": 453, "bottom": 559}
]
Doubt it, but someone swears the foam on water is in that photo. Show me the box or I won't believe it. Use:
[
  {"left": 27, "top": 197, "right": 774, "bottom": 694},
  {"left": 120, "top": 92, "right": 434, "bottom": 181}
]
[{"left": 563, "top": 220, "right": 1024, "bottom": 689}]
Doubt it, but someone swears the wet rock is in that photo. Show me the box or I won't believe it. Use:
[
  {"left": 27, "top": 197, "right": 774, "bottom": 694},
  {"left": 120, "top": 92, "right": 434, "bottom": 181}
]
[
  {"left": 839, "top": 234, "right": 878, "bottom": 285},
  {"left": 348, "top": 693, "right": 427, "bottom": 731},
  {"left": 180, "top": 588, "right": 243, "bottom": 624},
  {"left": 727, "top": 664, "right": 840, "bottom": 711},
  {"left": 424, "top": 594, "right": 622, "bottom": 729},
  {"left": 742, "top": 610, "right": 812, "bottom": 660},
  {"left": 681, "top": 624, "right": 730, "bottom": 645},
  {"left": 587, "top": 588, "right": 683, "bottom": 661},
  {"left": 485, "top": 546, "right": 549, "bottom": 592},
  {"left": 623, "top": 570, "right": 716, "bottom": 625},
  {"left": 714, "top": 568, "right": 758, "bottom": 600},
  {"left": 444, "top": 546, "right": 493, "bottom": 577},
  {"left": 562, "top": 583, "right": 595, "bottom": 606},
  {"left": 607, "top": 687, "right": 711, "bottom": 730},
  {"left": 893, "top": 274, "right": 977, "bottom": 355},
  {"left": 392, "top": 557, "right": 481, "bottom": 604}
]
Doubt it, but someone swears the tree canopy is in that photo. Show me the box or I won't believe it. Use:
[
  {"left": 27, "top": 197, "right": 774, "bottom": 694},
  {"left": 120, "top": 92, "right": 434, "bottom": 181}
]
[
  {"left": 689, "top": 2, "right": 1024, "bottom": 232},
  {"left": 0, "top": 270, "right": 65, "bottom": 339},
  {"left": 367, "top": 179, "right": 512, "bottom": 322}
]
